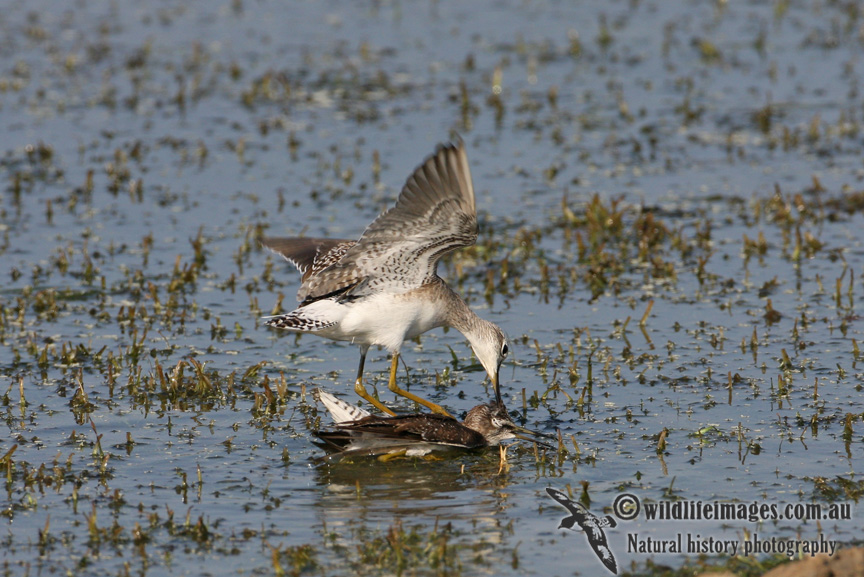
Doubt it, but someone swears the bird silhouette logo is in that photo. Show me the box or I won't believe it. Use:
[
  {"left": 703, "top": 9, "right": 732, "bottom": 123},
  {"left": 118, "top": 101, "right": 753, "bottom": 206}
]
[{"left": 546, "top": 487, "right": 618, "bottom": 574}]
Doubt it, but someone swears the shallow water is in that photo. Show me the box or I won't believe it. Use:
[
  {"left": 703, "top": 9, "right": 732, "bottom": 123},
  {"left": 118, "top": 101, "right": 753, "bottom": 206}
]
[{"left": 2, "top": 1, "right": 864, "bottom": 575}]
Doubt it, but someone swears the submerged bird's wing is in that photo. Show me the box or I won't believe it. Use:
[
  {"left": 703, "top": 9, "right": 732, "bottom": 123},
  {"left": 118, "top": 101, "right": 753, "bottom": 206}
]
[
  {"left": 313, "top": 389, "right": 371, "bottom": 424},
  {"left": 313, "top": 430, "right": 356, "bottom": 452},
  {"left": 392, "top": 414, "right": 487, "bottom": 448},
  {"left": 313, "top": 440, "right": 446, "bottom": 461},
  {"left": 337, "top": 414, "right": 487, "bottom": 448},
  {"left": 298, "top": 139, "right": 477, "bottom": 302}
]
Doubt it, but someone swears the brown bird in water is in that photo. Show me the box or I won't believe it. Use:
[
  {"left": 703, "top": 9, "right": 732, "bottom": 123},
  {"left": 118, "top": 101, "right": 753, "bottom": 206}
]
[{"left": 312, "top": 389, "right": 551, "bottom": 460}]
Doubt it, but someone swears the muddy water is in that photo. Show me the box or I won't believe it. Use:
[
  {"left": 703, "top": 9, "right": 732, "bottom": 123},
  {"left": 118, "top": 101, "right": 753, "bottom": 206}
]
[{"left": 1, "top": 1, "right": 862, "bottom": 575}]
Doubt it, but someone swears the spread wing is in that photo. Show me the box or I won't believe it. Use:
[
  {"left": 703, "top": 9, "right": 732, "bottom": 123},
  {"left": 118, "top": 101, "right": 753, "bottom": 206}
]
[
  {"left": 261, "top": 237, "right": 356, "bottom": 287},
  {"left": 298, "top": 139, "right": 477, "bottom": 302},
  {"left": 585, "top": 527, "right": 618, "bottom": 574},
  {"left": 546, "top": 487, "right": 583, "bottom": 516}
]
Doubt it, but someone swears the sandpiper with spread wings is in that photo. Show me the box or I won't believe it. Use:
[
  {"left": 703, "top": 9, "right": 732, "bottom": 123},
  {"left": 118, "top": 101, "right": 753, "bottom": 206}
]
[
  {"left": 312, "top": 389, "right": 550, "bottom": 459},
  {"left": 262, "top": 139, "right": 508, "bottom": 417}
]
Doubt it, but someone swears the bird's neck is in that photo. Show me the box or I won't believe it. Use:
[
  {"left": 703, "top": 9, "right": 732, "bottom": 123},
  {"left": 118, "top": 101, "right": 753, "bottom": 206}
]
[{"left": 437, "top": 280, "right": 484, "bottom": 338}]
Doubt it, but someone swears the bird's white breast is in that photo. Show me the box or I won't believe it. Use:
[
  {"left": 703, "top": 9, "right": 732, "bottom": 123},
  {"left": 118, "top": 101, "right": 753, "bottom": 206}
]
[{"left": 336, "top": 289, "right": 445, "bottom": 352}]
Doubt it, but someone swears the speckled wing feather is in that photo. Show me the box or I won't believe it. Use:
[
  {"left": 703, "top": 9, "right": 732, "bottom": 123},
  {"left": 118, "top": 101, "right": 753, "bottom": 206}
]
[
  {"left": 339, "top": 414, "right": 487, "bottom": 448},
  {"left": 312, "top": 436, "right": 442, "bottom": 459},
  {"left": 260, "top": 237, "right": 355, "bottom": 285},
  {"left": 297, "top": 140, "right": 477, "bottom": 302},
  {"left": 313, "top": 389, "right": 371, "bottom": 423}
]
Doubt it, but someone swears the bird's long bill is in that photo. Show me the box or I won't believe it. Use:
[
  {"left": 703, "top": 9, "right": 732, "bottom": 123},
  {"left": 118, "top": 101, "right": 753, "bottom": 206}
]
[
  {"left": 492, "top": 373, "right": 503, "bottom": 408},
  {"left": 507, "top": 422, "right": 556, "bottom": 448},
  {"left": 491, "top": 374, "right": 554, "bottom": 448}
]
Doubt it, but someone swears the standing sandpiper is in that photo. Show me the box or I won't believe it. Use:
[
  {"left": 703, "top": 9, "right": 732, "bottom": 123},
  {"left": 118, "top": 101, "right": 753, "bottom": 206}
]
[{"left": 262, "top": 139, "right": 507, "bottom": 416}]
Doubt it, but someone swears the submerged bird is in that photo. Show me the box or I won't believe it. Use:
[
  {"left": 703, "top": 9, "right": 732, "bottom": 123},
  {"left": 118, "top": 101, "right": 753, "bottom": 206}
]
[
  {"left": 312, "top": 389, "right": 551, "bottom": 459},
  {"left": 262, "top": 139, "right": 508, "bottom": 417}
]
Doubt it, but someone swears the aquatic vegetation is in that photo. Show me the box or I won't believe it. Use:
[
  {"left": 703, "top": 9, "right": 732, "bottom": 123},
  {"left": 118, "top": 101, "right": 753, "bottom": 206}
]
[{"left": 1, "top": 1, "right": 863, "bottom": 576}]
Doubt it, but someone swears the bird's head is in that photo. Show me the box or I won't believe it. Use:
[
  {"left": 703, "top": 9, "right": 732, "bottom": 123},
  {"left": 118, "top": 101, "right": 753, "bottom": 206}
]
[
  {"left": 463, "top": 402, "right": 554, "bottom": 447},
  {"left": 464, "top": 319, "right": 509, "bottom": 404}
]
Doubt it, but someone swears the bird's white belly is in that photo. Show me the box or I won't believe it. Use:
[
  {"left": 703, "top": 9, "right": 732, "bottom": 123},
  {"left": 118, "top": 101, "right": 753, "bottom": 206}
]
[{"left": 336, "top": 291, "right": 443, "bottom": 351}]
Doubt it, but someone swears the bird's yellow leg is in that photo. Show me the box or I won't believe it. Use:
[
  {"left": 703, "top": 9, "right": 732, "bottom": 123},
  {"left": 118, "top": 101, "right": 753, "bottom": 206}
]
[
  {"left": 353, "top": 350, "right": 396, "bottom": 416},
  {"left": 386, "top": 352, "right": 453, "bottom": 418},
  {"left": 377, "top": 450, "right": 407, "bottom": 462}
]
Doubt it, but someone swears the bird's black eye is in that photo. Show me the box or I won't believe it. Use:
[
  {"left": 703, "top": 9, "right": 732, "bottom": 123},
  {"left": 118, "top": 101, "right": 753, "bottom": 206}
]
[{"left": 501, "top": 343, "right": 509, "bottom": 357}]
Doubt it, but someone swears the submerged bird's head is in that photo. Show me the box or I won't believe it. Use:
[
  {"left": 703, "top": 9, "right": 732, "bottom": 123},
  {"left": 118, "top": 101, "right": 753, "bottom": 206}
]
[
  {"left": 462, "top": 402, "right": 552, "bottom": 447},
  {"left": 463, "top": 319, "right": 509, "bottom": 404},
  {"left": 462, "top": 403, "right": 516, "bottom": 445}
]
